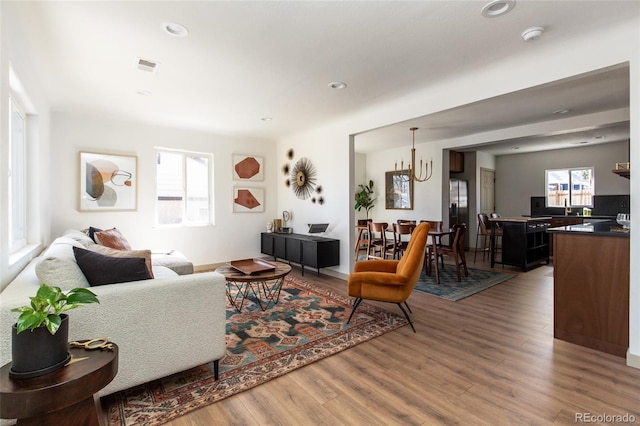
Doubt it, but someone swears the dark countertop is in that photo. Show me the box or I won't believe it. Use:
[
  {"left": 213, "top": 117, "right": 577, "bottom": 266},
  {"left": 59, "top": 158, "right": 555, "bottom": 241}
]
[
  {"left": 528, "top": 215, "right": 615, "bottom": 220},
  {"left": 490, "top": 216, "right": 552, "bottom": 223},
  {"left": 546, "top": 220, "right": 630, "bottom": 237}
]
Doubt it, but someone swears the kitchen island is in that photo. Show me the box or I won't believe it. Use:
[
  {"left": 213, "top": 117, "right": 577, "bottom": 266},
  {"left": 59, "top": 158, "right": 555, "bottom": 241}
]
[
  {"left": 547, "top": 221, "right": 629, "bottom": 357},
  {"left": 489, "top": 216, "right": 551, "bottom": 271}
]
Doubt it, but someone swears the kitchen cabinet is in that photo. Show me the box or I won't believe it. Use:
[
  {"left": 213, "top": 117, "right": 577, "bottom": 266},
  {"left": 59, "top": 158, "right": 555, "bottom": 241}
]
[
  {"left": 261, "top": 233, "right": 340, "bottom": 275},
  {"left": 489, "top": 217, "right": 551, "bottom": 271},
  {"left": 449, "top": 150, "right": 464, "bottom": 173},
  {"left": 548, "top": 221, "right": 629, "bottom": 357},
  {"left": 548, "top": 216, "right": 583, "bottom": 256}
]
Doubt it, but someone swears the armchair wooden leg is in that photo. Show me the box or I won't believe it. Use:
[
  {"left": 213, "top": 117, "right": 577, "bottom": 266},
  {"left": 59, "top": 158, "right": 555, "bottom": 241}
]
[
  {"left": 347, "top": 298, "right": 363, "bottom": 324},
  {"left": 397, "top": 303, "right": 416, "bottom": 333}
]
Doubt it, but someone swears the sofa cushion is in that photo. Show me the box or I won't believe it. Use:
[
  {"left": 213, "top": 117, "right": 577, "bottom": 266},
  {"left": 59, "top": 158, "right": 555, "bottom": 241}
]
[
  {"left": 94, "top": 228, "right": 132, "bottom": 251},
  {"left": 35, "top": 237, "right": 91, "bottom": 290},
  {"left": 151, "top": 251, "right": 194, "bottom": 275},
  {"left": 73, "top": 247, "right": 152, "bottom": 286},
  {"left": 85, "top": 245, "right": 154, "bottom": 278}
]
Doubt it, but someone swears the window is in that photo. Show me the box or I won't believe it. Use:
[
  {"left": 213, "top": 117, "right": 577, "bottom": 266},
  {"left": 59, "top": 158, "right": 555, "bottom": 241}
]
[
  {"left": 546, "top": 167, "right": 594, "bottom": 208},
  {"left": 9, "top": 96, "right": 27, "bottom": 252},
  {"left": 156, "top": 149, "right": 213, "bottom": 226}
]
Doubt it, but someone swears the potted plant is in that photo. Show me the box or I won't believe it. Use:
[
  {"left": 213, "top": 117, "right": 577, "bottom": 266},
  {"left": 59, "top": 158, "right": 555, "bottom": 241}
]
[
  {"left": 355, "top": 179, "right": 376, "bottom": 221},
  {"left": 10, "top": 284, "right": 99, "bottom": 378}
]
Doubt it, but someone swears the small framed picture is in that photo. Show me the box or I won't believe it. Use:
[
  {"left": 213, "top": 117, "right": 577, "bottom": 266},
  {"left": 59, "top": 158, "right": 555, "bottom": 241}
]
[
  {"left": 79, "top": 152, "right": 137, "bottom": 211},
  {"left": 233, "top": 187, "right": 265, "bottom": 212},
  {"left": 233, "top": 155, "right": 264, "bottom": 181}
]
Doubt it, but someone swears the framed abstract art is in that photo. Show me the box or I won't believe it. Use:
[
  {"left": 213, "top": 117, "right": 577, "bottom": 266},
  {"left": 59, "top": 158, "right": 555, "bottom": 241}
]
[
  {"left": 79, "top": 152, "right": 137, "bottom": 211},
  {"left": 233, "top": 187, "right": 265, "bottom": 212},
  {"left": 232, "top": 154, "right": 264, "bottom": 181}
]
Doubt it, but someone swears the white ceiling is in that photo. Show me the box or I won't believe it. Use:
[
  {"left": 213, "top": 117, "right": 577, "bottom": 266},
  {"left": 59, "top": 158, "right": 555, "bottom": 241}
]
[
  {"left": 7, "top": 1, "right": 636, "bottom": 153},
  {"left": 355, "top": 64, "right": 630, "bottom": 154}
]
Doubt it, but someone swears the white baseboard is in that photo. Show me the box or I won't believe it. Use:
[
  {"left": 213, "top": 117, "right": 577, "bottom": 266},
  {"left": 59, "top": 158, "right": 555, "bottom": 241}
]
[{"left": 627, "top": 349, "right": 640, "bottom": 370}]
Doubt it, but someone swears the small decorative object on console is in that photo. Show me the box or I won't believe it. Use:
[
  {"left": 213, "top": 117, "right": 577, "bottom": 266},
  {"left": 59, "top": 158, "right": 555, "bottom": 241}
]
[{"left": 308, "top": 223, "right": 329, "bottom": 233}]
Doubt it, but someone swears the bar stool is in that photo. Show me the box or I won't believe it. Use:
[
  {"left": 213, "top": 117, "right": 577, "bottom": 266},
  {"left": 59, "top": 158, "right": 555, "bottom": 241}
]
[
  {"left": 475, "top": 213, "right": 500, "bottom": 263},
  {"left": 354, "top": 219, "right": 372, "bottom": 262}
]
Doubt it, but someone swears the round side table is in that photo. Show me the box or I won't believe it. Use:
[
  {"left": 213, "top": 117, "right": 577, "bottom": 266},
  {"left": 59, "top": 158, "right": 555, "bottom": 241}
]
[{"left": 0, "top": 343, "right": 118, "bottom": 426}]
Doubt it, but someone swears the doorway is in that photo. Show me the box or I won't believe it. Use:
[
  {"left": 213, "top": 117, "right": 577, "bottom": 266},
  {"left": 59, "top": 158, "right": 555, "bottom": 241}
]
[{"left": 480, "top": 168, "right": 495, "bottom": 214}]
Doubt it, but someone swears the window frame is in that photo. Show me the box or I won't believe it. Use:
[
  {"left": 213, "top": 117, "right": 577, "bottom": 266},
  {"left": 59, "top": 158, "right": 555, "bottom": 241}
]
[
  {"left": 545, "top": 167, "right": 595, "bottom": 208},
  {"left": 155, "top": 148, "right": 214, "bottom": 227},
  {"left": 9, "top": 95, "right": 27, "bottom": 253}
]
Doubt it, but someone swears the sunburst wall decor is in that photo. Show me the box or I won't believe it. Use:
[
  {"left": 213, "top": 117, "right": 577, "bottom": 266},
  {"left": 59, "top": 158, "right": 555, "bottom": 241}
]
[{"left": 290, "top": 157, "right": 317, "bottom": 200}]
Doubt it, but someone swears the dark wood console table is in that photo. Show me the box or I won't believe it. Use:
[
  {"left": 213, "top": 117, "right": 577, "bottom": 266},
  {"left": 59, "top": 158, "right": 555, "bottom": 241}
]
[
  {"left": 261, "top": 232, "right": 339, "bottom": 275},
  {"left": 0, "top": 343, "right": 118, "bottom": 425}
]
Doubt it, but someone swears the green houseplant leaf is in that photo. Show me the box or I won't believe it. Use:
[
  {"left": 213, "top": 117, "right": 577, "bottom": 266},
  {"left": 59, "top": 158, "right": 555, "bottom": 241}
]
[
  {"left": 354, "top": 179, "right": 376, "bottom": 219},
  {"left": 11, "top": 284, "right": 99, "bottom": 335}
]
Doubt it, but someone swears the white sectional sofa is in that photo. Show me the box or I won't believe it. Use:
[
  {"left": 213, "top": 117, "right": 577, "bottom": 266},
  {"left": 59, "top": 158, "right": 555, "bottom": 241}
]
[{"left": 0, "top": 229, "right": 227, "bottom": 396}]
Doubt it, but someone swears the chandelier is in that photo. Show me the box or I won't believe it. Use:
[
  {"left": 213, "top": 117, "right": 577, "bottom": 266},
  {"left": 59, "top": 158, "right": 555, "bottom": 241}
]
[{"left": 394, "top": 127, "right": 433, "bottom": 182}]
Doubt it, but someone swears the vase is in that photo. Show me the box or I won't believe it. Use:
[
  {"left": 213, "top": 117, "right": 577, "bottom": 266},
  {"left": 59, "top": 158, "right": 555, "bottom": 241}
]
[{"left": 10, "top": 314, "right": 71, "bottom": 379}]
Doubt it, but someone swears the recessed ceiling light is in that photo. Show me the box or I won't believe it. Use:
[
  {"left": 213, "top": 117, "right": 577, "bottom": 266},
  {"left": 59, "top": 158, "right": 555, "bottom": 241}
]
[
  {"left": 481, "top": 0, "right": 516, "bottom": 18},
  {"left": 163, "top": 22, "right": 189, "bottom": 37},
  {"left": 553, "top": 108, "right": 571, "bottom": 115},
  {"left": 521, "top": 26, "right": 544, "bottom": 42},
  {"left": 328, "top": 81, "right": 347, "bottom": 90}
]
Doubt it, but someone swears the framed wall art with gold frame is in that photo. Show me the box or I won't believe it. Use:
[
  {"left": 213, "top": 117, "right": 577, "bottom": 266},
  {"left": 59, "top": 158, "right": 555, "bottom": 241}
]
[{"left": 385, "top": 170, "right": 413, "bottom": 210}]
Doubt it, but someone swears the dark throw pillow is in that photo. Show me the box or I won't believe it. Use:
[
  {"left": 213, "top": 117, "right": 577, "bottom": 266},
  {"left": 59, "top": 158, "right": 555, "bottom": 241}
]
[
  {"left": 88, "top": 226, "right": 103, "bottom": 243},
  {"left": 73, "top": 246, "right": 152, "bottom": 286}
]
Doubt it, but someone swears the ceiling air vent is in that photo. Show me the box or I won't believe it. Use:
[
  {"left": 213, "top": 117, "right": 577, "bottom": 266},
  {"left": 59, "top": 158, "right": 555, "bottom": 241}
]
[{"left": 135, "top": 57, "right": 159, "bottom": 74}]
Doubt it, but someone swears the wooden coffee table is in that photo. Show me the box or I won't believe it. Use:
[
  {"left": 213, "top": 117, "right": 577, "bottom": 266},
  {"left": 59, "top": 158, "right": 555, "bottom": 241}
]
[
  {"left": 216, "top": 260, "right": 292, "bottom": 312},
  {"left": 0, "top": 343, "right": 118, "bottom": 426}
]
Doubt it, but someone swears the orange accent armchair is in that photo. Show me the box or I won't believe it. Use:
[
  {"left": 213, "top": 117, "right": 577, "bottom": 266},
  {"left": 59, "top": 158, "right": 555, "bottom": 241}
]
[{"left": 347, "top": 222, "right": 430, "bottom": 332}]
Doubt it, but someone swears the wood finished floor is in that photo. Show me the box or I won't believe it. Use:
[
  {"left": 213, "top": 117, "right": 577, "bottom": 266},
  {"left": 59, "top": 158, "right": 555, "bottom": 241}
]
[{"left": 166, "top": 256, "right": 640, "bottom": 426}]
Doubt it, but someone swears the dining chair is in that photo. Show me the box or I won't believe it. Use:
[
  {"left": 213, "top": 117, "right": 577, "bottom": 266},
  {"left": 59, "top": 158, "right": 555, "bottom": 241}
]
[
  {"left": 420, "top": 220, "right": 444, "bottom": 247},
  {"left": 433, "top": 223, "right": 469, "bottom": 282},
  {"left": 390, "top": 222, "right": 415, "bottom": 259},
  {"left": 367, "top": 222, "right": 392, "bottom": 259},
  {"left": 425, "top": 223, "right": 469, "bottom": 284}
]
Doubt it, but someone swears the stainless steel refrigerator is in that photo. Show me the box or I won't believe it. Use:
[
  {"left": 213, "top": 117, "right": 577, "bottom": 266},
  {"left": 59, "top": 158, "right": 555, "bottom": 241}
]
[{"left": 449, "top": 178, "right": 469, "bottom": 248}]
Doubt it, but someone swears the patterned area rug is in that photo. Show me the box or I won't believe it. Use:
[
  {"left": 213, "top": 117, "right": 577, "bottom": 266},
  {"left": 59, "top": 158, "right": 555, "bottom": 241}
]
[
  {"left": 104, "top": 275, "right": 407, "bottom": 425},
  {"left": 414, "top": 267, "right": 516, "bottom": 301}
]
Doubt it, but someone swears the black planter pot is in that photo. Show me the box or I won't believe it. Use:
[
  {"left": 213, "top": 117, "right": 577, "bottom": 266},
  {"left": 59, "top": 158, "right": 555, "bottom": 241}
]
[{"left": 10, "top": 314, "right": 71, "bottom": 379}]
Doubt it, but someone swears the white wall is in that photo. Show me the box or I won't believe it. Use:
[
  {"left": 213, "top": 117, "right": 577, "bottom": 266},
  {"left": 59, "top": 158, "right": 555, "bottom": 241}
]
[
  {"left": 275, "top": 122, "right": 353, "bottom": 277},
  {"left": 0, "top": 4, "right": 52, "bottom": 289},
  {"left": 494, "top": 141, "right": 630, "bottom": 217},
  {"left": 49, "top": 112, "right": 277, "bottom": 267}
]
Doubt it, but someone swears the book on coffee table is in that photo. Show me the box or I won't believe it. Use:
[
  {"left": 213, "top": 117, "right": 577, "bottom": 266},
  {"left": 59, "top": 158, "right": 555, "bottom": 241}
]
[{"left": 229, "top": 259, "right": 277, "bottom": 275}]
